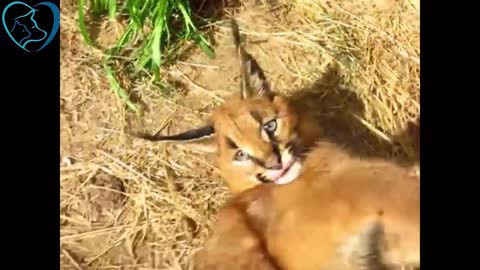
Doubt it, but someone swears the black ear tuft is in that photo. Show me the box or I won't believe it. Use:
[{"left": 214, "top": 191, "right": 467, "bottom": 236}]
[{"left": 230, "top": 18, "right": 272, "bottom": 100}]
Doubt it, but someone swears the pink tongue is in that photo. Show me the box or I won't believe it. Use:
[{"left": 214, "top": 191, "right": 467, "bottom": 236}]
[
  {"left": 265, "top": 167, "right": 286, "bottom": 180},
  {"left": 264, "top": 158, "right": 296, "bottom": 181}
]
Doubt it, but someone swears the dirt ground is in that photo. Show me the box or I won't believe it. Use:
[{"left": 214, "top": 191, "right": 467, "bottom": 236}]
[{"left": 60, "top": 0, "right": 420, "bottom": 269}]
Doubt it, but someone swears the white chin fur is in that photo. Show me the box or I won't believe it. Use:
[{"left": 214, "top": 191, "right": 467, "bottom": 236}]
[{"left": 274, "top": 161, "right": 302, "bottom": 185}]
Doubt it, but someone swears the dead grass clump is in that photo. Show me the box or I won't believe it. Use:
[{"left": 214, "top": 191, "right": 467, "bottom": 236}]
[
  {"left": 287, "top": 0, "right": 420, "bottom": 159},
  {"left": 60, "top": 0, "right": 419, "bottom": 269}
]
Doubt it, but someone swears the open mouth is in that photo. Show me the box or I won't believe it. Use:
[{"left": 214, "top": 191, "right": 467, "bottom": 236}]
[{"left": 259, "top": 158, "right": 303, "bottom": 185}]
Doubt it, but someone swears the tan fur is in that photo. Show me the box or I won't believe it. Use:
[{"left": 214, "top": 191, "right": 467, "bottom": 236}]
[
  {"left": 193, "top": 204, "right": 280, "bottom": 270},
  {"left": 195, "top": 142, "right": 420, "bottom": 270}
]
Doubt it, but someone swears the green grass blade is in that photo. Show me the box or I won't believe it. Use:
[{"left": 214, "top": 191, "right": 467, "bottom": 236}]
[
  {"left": 119, "top": 0, "right": 128, "bottom": 13},
  {"left": 91, "top": 0, "right": 107, "bottom": 15},
  {"left": 91, "top": 0, "right": 100, "bottom": 14},
  {"left": 78, "top": 0, "right": 92, "bottom": 45},
  {"left": 140, "top": 0, "right": 154, "bottom": 26},
  {"left": 194, "top": 33, "right": 215, "bottom": 59},
  {"left": 105, "top": 64, "right": 141, "bottom": 114},
  {"left": 151, "top": 27, "right": 163, "bottom": 68},
  {"left": 137, "top": 32, "right": 154, "bottom": 68},
  {"left": 127, "top": 0, "right": 142, "bottom": 28},
  {"left": 151, "top": 0, "right": 169, "bottom": 68},
  {"left": 173, "top": 0, "right": 214, "bottom": 58},
  {"left": 108, "top": 0, "right": 116, "bottom": 19},
  {"left": 104, "top": 22, "right": 136, "bottom": 58},
  {"left": 115, "top": 22, "right": 135, "bottom": 50},
  {"left": 174, "top": 0, "right": 193, "bottom": 37}
]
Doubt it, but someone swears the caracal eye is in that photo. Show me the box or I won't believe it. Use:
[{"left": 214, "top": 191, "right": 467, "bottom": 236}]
[
  {"left": 263, "top": 119, "right": 277, "bottom": 133},
  {"left": 234, "top": 149, "right": 249, "bottom": 161}
]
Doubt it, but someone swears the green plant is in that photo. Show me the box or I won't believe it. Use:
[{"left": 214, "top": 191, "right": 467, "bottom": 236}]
[{"left": 78, "top": 0, "right": 215, "bottom": 113}]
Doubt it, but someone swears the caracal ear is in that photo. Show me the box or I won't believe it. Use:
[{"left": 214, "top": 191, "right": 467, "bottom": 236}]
[
  {"left": 230, "top": 19, "right": 273, "bottom": 100},
  {"left": 132, "top": 125, "right": 218, "bottom": 153},
  {"left": 243, "top": 55, "right": 273, "bottom": 100}
]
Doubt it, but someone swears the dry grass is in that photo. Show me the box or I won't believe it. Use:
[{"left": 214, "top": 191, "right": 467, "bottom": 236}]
[{"left": 60, "top": 0, "right": 420, "bottom": 269}]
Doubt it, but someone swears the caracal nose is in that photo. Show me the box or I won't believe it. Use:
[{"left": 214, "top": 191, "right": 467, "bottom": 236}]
[{"left": 265, "top": 155, "right": 282, "bottom": 170}]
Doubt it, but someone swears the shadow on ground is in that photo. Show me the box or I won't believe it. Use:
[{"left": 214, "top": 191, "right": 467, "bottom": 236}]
[{"left": 288, "top": 65, "right": 420, "bottom": 167}]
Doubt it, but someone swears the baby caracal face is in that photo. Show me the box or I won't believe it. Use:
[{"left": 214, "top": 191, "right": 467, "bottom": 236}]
[
  {"left": 194, "top": 143, "right": 420, "bottom": 270},
  {"left": 135, "top": 19, "right": 322, "bottom": 194},
  {"left": 211, "top": 94, "right": 309, "bottom": 193}
]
